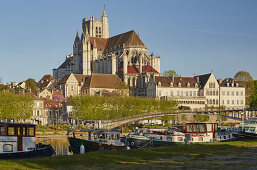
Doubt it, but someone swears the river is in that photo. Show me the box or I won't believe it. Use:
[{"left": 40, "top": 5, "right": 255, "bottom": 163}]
[{"left": 36, "top": 136, "right": 73, "bottom": 155}]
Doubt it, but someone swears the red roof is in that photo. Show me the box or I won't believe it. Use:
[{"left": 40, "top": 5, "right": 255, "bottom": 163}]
[{"left": 118, "top": 65, "right": 159, "bottom": 74}]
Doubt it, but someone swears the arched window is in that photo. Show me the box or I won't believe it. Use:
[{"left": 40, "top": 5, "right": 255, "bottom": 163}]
[
  {"left": 216, "top": 99, "right": 219, "bottom": 105},
  {"left": 210, "top": 99, "right": 212, "bottom": 104},
  {"left": 210, "top": 91, "right": 212, "bottom": 96},
  {"left": 213, "top": 99, "right": 215, "bottom": 105},
  {"left": 3, "top": 144, "right": 13, "bottom": 152}
]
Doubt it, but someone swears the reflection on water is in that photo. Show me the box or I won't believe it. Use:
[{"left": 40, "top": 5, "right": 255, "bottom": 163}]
[{"left": 36, "top": 136, "right": 73, "bottom": 155}]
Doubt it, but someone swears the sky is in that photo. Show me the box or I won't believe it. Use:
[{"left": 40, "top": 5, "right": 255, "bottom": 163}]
[{"left": 0, "top": 0, "right": 257, "bottom": 83}]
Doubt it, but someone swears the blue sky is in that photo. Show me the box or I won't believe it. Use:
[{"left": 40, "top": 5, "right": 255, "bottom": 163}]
[{"left": 0, "top": 0, "right": 257, "bottom": 83}]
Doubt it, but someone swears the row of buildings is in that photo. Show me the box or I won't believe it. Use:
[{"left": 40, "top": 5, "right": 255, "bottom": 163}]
[{"left": 4, "top": 10, "right": 246, "bottom": 125}]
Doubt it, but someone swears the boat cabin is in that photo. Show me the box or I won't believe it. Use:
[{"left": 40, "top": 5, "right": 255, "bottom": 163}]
[
  {"left": 186, "top": 122, "right": 218, "bottom": 140},
  {"left": 93, "top": 131, "right": 124, "bottom": 146},
  {"left": 0, "top": 122, "right": 36, "bottom": 153},
  {"left": 239, "top": 124, "right": 257, "bottom": 134}
]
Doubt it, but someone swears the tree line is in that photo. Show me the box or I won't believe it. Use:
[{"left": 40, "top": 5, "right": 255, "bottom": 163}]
[
  {"left": 68, "top": 95, "right": 178, "bottom": 120},
  {"left": 0, "top": 92, "right": 34, "bottom": 121}
]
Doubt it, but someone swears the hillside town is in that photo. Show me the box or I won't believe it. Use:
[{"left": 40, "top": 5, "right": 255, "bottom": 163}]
[{"left": 0, "top": 10, "right": 246, "bottom": 126}]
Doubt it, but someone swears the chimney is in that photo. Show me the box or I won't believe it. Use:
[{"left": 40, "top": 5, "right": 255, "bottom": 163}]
[{"left": 172, "top": 74, "right": 175, "bottom": 82}]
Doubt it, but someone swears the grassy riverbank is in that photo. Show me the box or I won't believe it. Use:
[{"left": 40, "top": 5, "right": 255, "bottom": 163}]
[{"left": 1, "top": 140, "right": 257, "bottom": 169}]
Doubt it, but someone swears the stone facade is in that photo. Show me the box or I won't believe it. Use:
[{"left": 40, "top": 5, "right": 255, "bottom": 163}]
[
  {"left": 53, "top": 10, "right": 161, "bottom": 87},
  {"left": 81, "top": 73, "right": 129, "bottom": 96},
  {"left": 58, "top": 73, "right": 89, "bottom": 98},
  {"left": 219, "top": 79, "right": 245, "bottom": 109},
  {"left": 136, "top": 72, "right": 246, "bottom": 110}
]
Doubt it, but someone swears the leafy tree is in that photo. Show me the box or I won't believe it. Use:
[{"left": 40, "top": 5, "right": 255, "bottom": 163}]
[
  {"left": 234, "top": 71, "right": 254, "bottom": 105},
  {"left": 25, "top": 78, "right": 37, "bottom": 91},
  {"left": 0, "top": 92, "right": 34, "bottom": 121},
  {"left": 68, "top": 95, "right": 178, "bottom": 120},
  {"left": 163, "top": 70, "right": 179, "bottom": 77},
  {"left": 250, "top": 80, "right": 257, "bottom": 107}
]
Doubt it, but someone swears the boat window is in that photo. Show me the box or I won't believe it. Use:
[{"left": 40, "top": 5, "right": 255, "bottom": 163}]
[
  {"left": 250, "top": 127, "right": 255, "bottom": 131},
  {"left": 23, "top": 127, "right": 27, "bottom": 136},
  {"left": 7, "top": 127, "right": 15, "bottom": 136},
  {"left": 214, "top": 124, "right": 218, "bottom": 131},
  {"left": 0, "top": 126, "right": 5, "bottom": 135},
  {"left": 228, "top": 135, "right": 231, "bottom": 138},
  {"left": 244, "top": 127, "right": 249, "bottom": 132},
  {"left": 178, "top": 137, "right": 183, "bottom": 141},
  {"left": 106, "top": 134, "right": 111, "bottom": 140},
  {"left": 199, "top": 124, "right": 206, "bottom": 132},
  {"left": 193, "top": 125, "right": 199, "bottom": 132},
  {"left": 198, "top": 137, "right": 203, "bottom": 141},
  {"left": 187, "top": 125, "right": 193, "bottom": 132},
  {"left": 28, "top": 127, "right": 35, "bottom": 136},
  {"left": 17, "top": 127, "right": 21, "bottom": 136},
  {"left": 224, "top": 136, "right": 226, "bottom": 139},
  {"left": 206, "top": 124, "right": 212, "bottom": 132},
  {"left": 3, "top": 144, "right": 13, "bottom": 152},
  {"left": 99, "top": 134, "right": 105, "bottom": 139},
  {"left": 167, "top": 137, "right": 172, "bottom": 141},
  {"left": 116, "top": 134, "right": 120, "bottom": 140}
]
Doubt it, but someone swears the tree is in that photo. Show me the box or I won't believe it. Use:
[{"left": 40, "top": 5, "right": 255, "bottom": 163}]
[
  {"left": 0, "top": 92, "right": 34, "bottom": 121},
  {"left": 163, "top": 70, "right": 179, "bottom": 77},
  {"left": 250, "top": 80, "right": 257, "bottom": 107},
  {"left": 234, "top": 71, "right": 254, "bottom": 105},
  {"left": 25, "top": 78, "right": 37, "bottom": 91},
  {"left": 68, "top": 95, "right": 178, "bottom": 121}
]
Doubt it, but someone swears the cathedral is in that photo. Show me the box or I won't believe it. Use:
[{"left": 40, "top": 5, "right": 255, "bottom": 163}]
[{"left": 53, "top": 10, "right": 161, "bottom": 92}]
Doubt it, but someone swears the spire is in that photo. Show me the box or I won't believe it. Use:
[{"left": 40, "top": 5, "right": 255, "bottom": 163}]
[
  {"left": 75, "top": 29, "right": 80, "bottom": 41},
  {"left": 102, "top": 4, "right": 107, "bottom": 17}
]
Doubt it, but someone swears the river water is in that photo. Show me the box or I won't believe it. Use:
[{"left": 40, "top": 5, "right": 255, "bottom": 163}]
[{"left": 36, "top": 136, "right": 73, "bottom": 155}]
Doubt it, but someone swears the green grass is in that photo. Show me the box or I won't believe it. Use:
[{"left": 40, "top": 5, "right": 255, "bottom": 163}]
[{"left": 1, "top": 140, "right": 257, "bottom": 169}]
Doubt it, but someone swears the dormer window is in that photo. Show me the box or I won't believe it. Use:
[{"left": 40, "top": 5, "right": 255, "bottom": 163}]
[
  {"left": 236, "top": 83, "right": 239, "bottom": 87},
  {"left": 195, "top": 84, "right": 198, "bottom": 88},
  {"left": 178, "top": 82, "right": 181, "bottom": 87},
  {"left": 187, "top": 83, "right": 190, "bottom": 88},
  {"left": 227, "top": 83, "right": 229, "bottom": 87},
  {"left": 231, "top": 83, "right": 234, "bottom": 87},
  {"left": 170, "top": 82, "right": 173, "bottom": 87}
]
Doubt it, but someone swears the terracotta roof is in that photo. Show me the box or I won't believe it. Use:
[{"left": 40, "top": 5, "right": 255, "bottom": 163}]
[
  {"left": 52, "top": 91, "right": 65, "bottom": 101},
  {"left": 82, "top": 74, "right": 128, "bottom": 89},
  {"left": 154, "top": 76, "right": 198, "bottom": 88},
  {"left": 58, "top": 74, "right": 71, "bottom": 84},
  {"left": 38, "top": 74, "right": 56, "bottom": 83},
  {"left": 74, "top": 74, "right": 90, "bottom": 83},
  {"left": 89, "top": 30, "right": 144, "bottom": 52},
  {"left": 43, "top": 99, "right": 62, "bottom": 109},
  {"left": 118, "top": 65, "right": 159, "bottom": 74},
  {"left": 89, "top": 37, "right": 108, "bottom": 51},
  {"left": 105, "top": 30, "right": 144, "bottom": 50}
]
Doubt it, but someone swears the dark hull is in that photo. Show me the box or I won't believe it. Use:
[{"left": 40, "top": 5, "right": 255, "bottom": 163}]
[
  {"left": 0, "top": 145, "right": 55, "bottom": 159},
  {"left": 233, "top": 132, "right": 257, "bottom": 140},
  {"left": 68, "top": 137, "right": 125, "bottom": 154}
]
